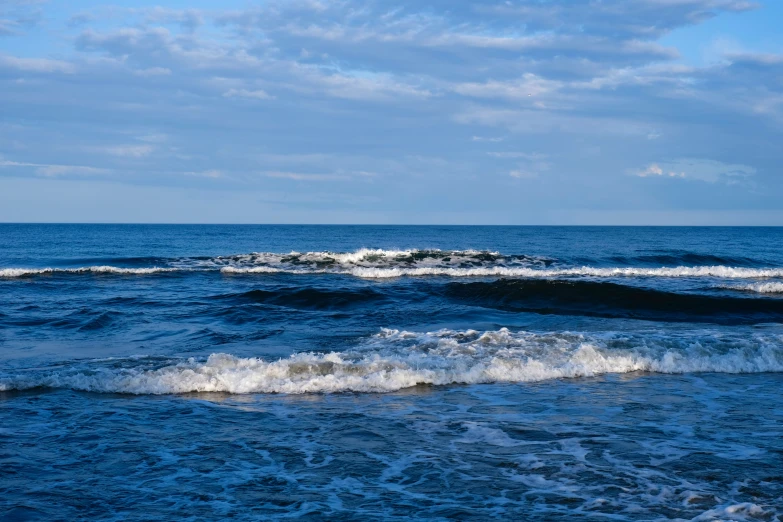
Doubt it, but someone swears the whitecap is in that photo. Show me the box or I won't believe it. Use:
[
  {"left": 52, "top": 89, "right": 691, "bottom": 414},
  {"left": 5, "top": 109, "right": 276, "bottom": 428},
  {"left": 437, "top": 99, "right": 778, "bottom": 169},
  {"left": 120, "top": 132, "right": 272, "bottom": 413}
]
[
  {"left": 720, "top": 282, "right": 783, "bottom": 294},
  {"left": 0, "top": 266, "right": 181, "bottom": 278},
  {"left": 3, "top": 328, "right": 781, "bottom": 395}
]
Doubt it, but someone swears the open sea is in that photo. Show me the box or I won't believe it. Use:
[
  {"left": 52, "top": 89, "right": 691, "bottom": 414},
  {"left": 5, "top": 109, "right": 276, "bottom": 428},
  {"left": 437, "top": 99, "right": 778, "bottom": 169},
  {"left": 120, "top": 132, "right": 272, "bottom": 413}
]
[{"left": 1, "top": 224, "right": 782, "bottom": 521}]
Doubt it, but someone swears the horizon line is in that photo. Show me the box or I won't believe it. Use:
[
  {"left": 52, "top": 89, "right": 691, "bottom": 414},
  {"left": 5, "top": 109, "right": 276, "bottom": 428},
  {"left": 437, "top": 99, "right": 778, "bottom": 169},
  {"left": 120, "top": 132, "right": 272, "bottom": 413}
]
[{"left": 1, "top": 222, "right": 782, "bottom": 227}]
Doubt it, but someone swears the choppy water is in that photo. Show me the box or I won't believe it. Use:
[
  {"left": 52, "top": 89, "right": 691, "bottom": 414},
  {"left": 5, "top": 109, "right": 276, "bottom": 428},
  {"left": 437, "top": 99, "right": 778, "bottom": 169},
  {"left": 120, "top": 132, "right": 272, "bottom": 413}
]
[{"left": 1, "top": 225, "right": 782, "bottom": 520}]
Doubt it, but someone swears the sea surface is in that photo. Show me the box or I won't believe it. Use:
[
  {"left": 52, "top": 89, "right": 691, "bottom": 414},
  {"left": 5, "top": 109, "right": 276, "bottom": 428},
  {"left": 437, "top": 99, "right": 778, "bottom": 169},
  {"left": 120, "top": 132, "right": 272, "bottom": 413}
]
[{"left": 1, "top": 225, "right": 782, "bottom": 521}]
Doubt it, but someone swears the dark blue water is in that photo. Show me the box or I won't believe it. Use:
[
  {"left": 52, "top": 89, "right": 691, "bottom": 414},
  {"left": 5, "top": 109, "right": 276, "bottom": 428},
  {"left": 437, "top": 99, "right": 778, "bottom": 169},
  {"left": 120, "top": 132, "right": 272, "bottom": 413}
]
[{"left": 1, "top": 225, "right": 782, "bottom": 521}]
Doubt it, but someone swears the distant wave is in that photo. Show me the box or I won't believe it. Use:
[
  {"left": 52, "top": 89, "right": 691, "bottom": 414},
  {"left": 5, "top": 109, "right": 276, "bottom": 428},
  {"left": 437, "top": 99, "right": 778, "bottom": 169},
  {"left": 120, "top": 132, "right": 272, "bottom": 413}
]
[
  {"left": 213, "top": 248, "right": 553, "bottom": 273},
  {"left": 2, "top": 248, "right": 782, "bottom": 280},
  {"left": 0, "top": 266, "right": 181, "bottom": 277},
  {"left": 342, "top": 266, "right": 783, "bottom": 279},
  {"left": 4, "top": 264, "right": 783, "bottom": 280},
  {"left": 2, "top": 328, "right": 781, "bottom": 394},
  {"left": 0, "top": 248, "right": 542, "bottom": 278}
]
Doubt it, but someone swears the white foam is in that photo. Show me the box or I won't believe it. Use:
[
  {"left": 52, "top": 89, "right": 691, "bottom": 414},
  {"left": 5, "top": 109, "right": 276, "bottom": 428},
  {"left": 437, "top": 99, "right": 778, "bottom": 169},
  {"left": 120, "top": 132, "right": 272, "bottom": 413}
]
[
  {"left": 211, "top": 249, "right": 783, "bottom": 280},
  {"left": 0, "top": 268, "right": 53, "bottom": 277},
  {"left": 82, "top": 266, "right": 180, "bottom": 275},
  {"left": 3, "top": 247, "right": 782, "bottom": 280},
  {"left": 213, "top": 248, "right": 511, "bottom": 271},
  {"left": 721, "top": 282, "right": 783, "bottom": 294},
  {"left": 3, "top": 328, "right": 781, "bottom": 395},
  {"left": 216, "top": 264, "right": 783, "bottom": 279},
  {"left": 693, "top": 502, "right": 769, "bottom": 521},
  {"left": 312, "top": 248, "right": 438, "bottom": 264},
  {"left": 0, "top": 266, "right": 181, "bottom": 277},
  {"left": 348, "top": 266, "right": 783, "bottom": 279},
  {"left": 220, "top": 266, "right": 283, "bottom": 274}
]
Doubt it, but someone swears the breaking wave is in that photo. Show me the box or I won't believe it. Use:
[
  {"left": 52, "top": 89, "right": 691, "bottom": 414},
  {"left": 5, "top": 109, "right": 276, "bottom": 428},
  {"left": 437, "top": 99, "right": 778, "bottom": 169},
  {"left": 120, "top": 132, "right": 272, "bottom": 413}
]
[
  {"left": 2, "top": 248, "right": 783, "bottom": 280},
  {"left": 0, "top": 266, "right": 180, "bottom": 277},
  {"left": 2, "top": 328, "right": 782, "bottom": 395},
  {"left": 721, "top": 282, "right": 783, "bottom": 294},
  {"left": 4, "top": 265, "right": 783, "bottom": 280},
  {"left": 340, "top": 266, "right": 783, "bottom": 279}
]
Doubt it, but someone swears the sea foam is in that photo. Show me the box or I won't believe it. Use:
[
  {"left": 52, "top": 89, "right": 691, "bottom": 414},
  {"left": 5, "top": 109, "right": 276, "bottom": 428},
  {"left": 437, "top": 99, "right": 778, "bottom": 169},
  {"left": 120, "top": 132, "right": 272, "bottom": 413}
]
[
  {"left": 2, "top": 247, "right": 783, "bottom": 279},
  {"left": 0, "top": 266, "right": 180, "bottom": 277},
  {"left": 2, "top": 328, "right": 781, "bottom": 395},
  {"left": 721, "top": 282, "right": 783, "bottom": 294},
  {"left": 345, "top": 266, "right": 783, "bottom": 279}
]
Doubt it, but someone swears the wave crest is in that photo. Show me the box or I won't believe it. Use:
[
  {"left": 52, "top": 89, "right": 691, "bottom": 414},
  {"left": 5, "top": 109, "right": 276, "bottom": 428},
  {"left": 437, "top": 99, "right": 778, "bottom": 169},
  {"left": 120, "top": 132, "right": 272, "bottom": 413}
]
[
  {"left": 0, "top": 266, "right": 179, "bottom": 277},
  {"left": 721, "top": 282, "right": 783, "bottom": 294},
  {"left": 2, "top": 328, "right": 781, "bottom": 395},
  {"left": 2, "top": 248, "right": 782, "bottom": 280}
]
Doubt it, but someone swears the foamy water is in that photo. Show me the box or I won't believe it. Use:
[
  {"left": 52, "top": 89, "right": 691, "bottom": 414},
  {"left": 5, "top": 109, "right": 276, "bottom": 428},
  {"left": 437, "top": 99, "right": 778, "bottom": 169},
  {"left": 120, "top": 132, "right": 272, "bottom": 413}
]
[
  {"left": 3, "top": 328, "right": 781, "bottom": 394},
  {"left": 0, "top": 266, "right": 181, "bottom": 277},
  {"left": 721, "top": 282, "right": 783, "bottom": 294},
  {"left": 3, "top": 246, "right": 783, "bottom": 280},
  {"left": 3, "top": 225, "right": 782, "bottom": 520}
]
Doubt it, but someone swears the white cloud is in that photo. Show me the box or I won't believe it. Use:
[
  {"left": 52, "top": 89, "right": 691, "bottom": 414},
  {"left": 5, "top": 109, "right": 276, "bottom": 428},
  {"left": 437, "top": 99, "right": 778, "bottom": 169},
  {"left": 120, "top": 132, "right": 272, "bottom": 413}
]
[
  {"left": 631, "top": 159, "right": 756, "bottom": 183},
  {"left": 509, "top": 169, "right": 539, "bottom": 179},
  {"left": 275, "top": 15, "right": 677, "bottom": 60},
  {"left": 185, "top": 169, "right": 222, "bottom": 178},
  {"left": 0, "top": 0, "right": 779, "bottom": 223},
  {"left": 100, "top": 145, "right": 155, "bottom": 157},
  {"left": 454, "top": 107, "right": 651, "bottom": 136},
  {"left": 573, "top": 63, "right": 696, "bottom": 90},
  {"left": 36, "top": 165, "right": 108, "bottom": 177},
  {"left": 134, "top": 67, "right": 171, "bottom": 77},
  {"left": 265, "top": 171, "right": 346, "bottom": 181},
  {"left": 294, "top": 67, "right": 432, "bottom": 101},
  {"left": 0, "top": 54, "right": 75, "bottom": 73},
  {"left": 632, "top": 163, "right": 684, "bottom": 178},
  {"left": 223, "top": 88, "right": 275, "bottom": 100},
  {"left": 502, "top": 152, "right": 551, "bottom": 179},
  {"left": 142, "top": 7, "right": 203, "bottom": 30},
  {"left": 1, "top": 159, "right": 109, "bottom": 177},
  {"left": 453, "top": 74, "right": 562, "bottom": 100},
  {"left": 488, "top": 152, "right": 547, "bottom": 160}
]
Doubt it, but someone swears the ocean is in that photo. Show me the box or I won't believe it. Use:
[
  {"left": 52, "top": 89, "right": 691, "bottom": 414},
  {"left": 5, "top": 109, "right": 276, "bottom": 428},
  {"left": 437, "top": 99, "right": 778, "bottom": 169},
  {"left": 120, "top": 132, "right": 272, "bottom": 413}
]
[{"left": 1, "top": 224, "right": 781, "bottom": 521}]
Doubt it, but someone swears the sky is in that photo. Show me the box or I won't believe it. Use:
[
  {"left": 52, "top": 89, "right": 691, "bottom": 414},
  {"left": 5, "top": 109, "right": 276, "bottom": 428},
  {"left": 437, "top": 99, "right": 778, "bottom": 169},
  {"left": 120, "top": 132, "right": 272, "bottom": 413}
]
[{"left": 1, "top": 0, "right": 782, "bottom": 225}]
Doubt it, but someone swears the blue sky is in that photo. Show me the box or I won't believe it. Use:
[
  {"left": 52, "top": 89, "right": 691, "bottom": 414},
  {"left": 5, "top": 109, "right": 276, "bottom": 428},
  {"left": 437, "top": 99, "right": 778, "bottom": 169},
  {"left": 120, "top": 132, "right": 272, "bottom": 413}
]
[{"left": 1, "top": 0, "right": 782, "bottom": 224}]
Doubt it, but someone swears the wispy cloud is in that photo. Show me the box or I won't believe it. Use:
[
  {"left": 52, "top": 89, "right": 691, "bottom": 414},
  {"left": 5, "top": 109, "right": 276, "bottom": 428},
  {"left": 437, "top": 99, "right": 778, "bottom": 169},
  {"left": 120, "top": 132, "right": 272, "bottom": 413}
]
[
  {"left": 223, "top": 88, "right": 275, "bottom": 100},
  {"left": 0, "top": 54, "right": 75, "bottom": 73},
  {"left": 265, "top": 171, "right": 347, "bottom": 181},
  {"left": 487, "top": 152, "right": 547, "bottom": 160},
  {"left": 36, "top": 165, "right": 108, "bottom": 176},
  {"left": 631, "top": 159, "right": 756, "bottom": 184},
  {"left": 0, "top": 159, "right": 109, "bottom": 177},
  {"left": 99, "top": 145, "right": 155, "bottom": 158},
  {"left": 0, "top": 0, "right": 780, "bottom": 223},
  {"left": 453, "top": 75, "right": 561, "bottom": 100},
  {"left": 185, "top": 169, "right": 223, "bottom": 178},
  {"left": 134, "top": 67, "right": 171, "bottom": 77},
  {"left": 632, "top": 163, "right": 685, "bottom": 178},
  {"left": 509, "top": 169, "right": 539, "bottom": 179},
  {"left": 471, "top": 136, "right": 504, "bottom": 143}
]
